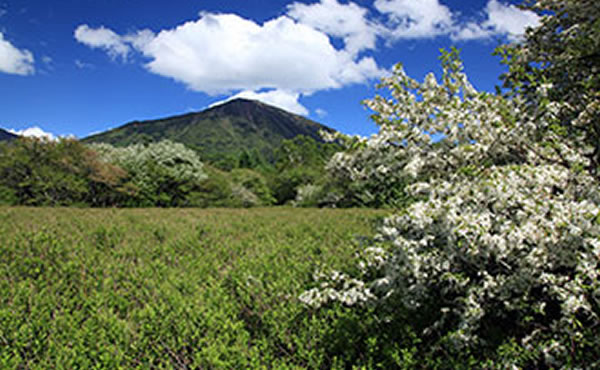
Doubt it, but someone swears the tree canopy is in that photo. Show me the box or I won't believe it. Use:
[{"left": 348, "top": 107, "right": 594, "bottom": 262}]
[{"left": 300, "top": 1, "right": 600, "bottom": 367}]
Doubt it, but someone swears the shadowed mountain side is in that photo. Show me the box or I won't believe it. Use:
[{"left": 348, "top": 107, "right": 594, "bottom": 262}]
[
  {"left": 0, "top": 128, "right": 17, "bottom": 142},
  {"left": 82, "top": 99, "right": 336, "bottom": 162}
]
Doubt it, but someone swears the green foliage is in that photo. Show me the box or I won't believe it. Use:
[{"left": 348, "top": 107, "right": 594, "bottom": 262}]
[
  {"left": 230, "top": 168, "right": 275, "bottom": 206},
  {"left": 185, "top": 165, "right": 238, "bottom": 207},
  {"left": 91, "top": 140, "right": 207, "bottom": 207},
  {"left": 0, "top": 135, "right": 341, "bottom": 208},
  {"left": 269, "top": 135, "right": 341, "bottom": 205},
  {"left": 0, "top": 207, "right": 385, "bottom": 368},
  {"left": 0, "top": 185, "right": 17, "bottom": 205},
  {"left": 237, "top": 148, "right": 267, "bottom": 170},
  {"left": 0, "top": 138, "right": 128, "bottom": 206},
  {"left": 270, "top": 167, "right": 318, "bottom": 205},
  {"left": 496, "top": 0, "right": 600, "bottom": 175}
]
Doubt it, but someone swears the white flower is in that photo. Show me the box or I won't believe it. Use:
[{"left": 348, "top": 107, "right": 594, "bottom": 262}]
[{"left": 301, "top": 44, "right": 600, "bottom": 366}]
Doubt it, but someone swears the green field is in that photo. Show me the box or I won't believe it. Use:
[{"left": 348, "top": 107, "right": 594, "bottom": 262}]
[{"left": 0, "top": 207, "right": 387, "bottom": 368}]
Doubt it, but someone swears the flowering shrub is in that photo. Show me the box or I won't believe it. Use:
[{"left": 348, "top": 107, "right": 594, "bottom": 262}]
[
  {"left": 301, "top": 17, "right": 600, "bottom": 365},
  {"left": 91, "top": 140, "right": 207, "bottom": 206},
  {"left": 293, "top": 183, "right": 322, "bottom": 207}
]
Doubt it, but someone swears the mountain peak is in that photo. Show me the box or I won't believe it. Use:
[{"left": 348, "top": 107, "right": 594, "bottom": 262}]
[
  {"left": 206, "top": 97, "right": 299, "bottom": 122},
  {"left": 83, "top": 98, "right": 335, "bottom": 163},
  {"left": 221, "top": 97, "right": 263, "bottom": 105},
  {"left": 207, "top": 97, "right": 288, "bottom": 115}
]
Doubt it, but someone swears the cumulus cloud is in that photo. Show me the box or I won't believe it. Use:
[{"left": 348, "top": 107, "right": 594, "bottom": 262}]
[
  {"left": 0, "top": 32, "right": 34, "bottom": 75},
  {"left": 453, "top": 0, "right": 540, "bottom": 41},
  {"left": 374, "top": 0, "right": 455, "bottom": 39},
  {"left": 210, "top": 89, "right": 309, "bottom": 116},
  {"left": 74, "top": 1, "right": 539, "bottom": 112},
  {"left": 9, "top": 126, "right": 56, "bottom": 140},
  {"left": 75, "top": 12, "right": 385, "bottom": 111},
  {"left": 482, "top": 0, "right": 539, "bottom": 40},
  {"left": 372, "top": 0, "right": 538, "bottom": 42},
  {"left": 287, "top": 0, "right": 380, "bottom": 55},
  {"left": 74, "top": 25, "right": 131, "bottom": 60},
  {"left": 133, "top": 14, "right": 383, "bottom": 95}
]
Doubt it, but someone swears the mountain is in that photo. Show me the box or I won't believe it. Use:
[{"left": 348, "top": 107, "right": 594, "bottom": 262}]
[
  {"left": 0, "top": 128, "right": 18, "bottom": 142},
  {"left": 82, "top": 99, "right": 335, "bottom": 162}
]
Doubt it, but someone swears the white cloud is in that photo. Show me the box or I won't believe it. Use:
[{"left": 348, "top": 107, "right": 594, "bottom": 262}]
[
  {"left": 452, "top": 0, "right": 540, "bottom": 41},
  {"left": 372, "top": 0, "right": 538, "bottom": 42},
  {"left": 452, "top": 22, "right": 492, "bottom": 41},
  {"left": 74, "top": 25, "right": 131, "bottom": 60},
  {"left": 0, "top": 32, "right": 34, "bottom": 75},
  {"left": 287, "top": 0, "right": 379, "bottom": 55},
  {"left": 210, "top": 89, "right": 309, "bottom": 115},
  {"left": 73, "top": 1, "right": 540, "bottom": 111},
  {"left": 374, "top": 0, "right": 455, "bottom": 39},
  {"left": 315, "top": 108, "right": 328, "bottom": 118},
  {"left": 9, "top": 126, "right": 56, "bottom": 140},
  {"left": 74, "top": 59, "right": 94, "bottom": 69},
  {"left": 123, "top": 29, "right": 155, "bottom": 51},
  {"left": 75, "top": 12, "right": 385, "bottom": 112},
  {"left": 133, "top": 14, "right": 383, "bottom": 95},
  {"left": 482, "top": 0, "right": 539, "bottom": 41}
]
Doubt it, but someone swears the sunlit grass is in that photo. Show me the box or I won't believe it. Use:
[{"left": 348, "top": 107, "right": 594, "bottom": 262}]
[{"left": 0, "top": 207, "right": 385, "bottom": 368}]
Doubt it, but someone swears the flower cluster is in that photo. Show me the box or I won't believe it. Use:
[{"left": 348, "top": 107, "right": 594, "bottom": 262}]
[
  {"left": 93, "top": 141, "right": 207, "bottom": 184},
  {"left": 91, "top": 140, "right": 207, "bottom": 205},
  {"left": 302, "top": 43, "right": 600, "bottom": 366}
]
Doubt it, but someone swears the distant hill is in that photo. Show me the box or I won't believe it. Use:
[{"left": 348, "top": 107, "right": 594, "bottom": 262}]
[
  {"left": 0, "top": 128, "right": 17, "bottom": 142},
  {"left": 82, "top": 99, "right": 335, "bottom": 162}
]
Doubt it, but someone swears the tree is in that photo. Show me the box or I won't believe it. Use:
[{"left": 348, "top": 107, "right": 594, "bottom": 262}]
[
  {"left": 497, "top": 0, "right": 600, "bottom": 176},
  {"left": 301, "top": 23, "right": 600, "bottom": 368},
  {"left": 320, "top": 133, "right": 413, "bottom": 208},
  {"left": 270, "top": 135, "right": 340, "bottom": 205},
  {"left": 91, "top": 140, "right": 207, "bottom": 207},
  {"left": 0, "top": 138, "right": 127, "bottom": 206},
  {"left": 230, "top": 168, "right": 275, "bottom": 206}
]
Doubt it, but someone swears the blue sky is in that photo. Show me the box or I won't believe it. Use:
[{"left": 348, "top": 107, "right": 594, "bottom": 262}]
[{"left": 0, "top": 0, "right": 538, "bottom": 139}]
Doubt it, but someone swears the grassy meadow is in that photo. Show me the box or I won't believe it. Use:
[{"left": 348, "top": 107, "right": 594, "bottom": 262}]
[{"left": 0, "top": 207, "right": 389, "bottom": 368}]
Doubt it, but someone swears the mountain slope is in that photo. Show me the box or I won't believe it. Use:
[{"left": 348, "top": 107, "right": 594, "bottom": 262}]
[
  {"left": 0, "top": 128, "right": 17, "bottom": 142},
  {"left": 82, "top": 99, "right": 335, "bottom": 162}
]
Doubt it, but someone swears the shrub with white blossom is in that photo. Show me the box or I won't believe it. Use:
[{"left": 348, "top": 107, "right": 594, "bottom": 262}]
[
  {"left": 300, "top": 2, "right": 600, "bottom": 364},
  {"left": 91, "top": 140, "right": 207, "bottom": 206}
]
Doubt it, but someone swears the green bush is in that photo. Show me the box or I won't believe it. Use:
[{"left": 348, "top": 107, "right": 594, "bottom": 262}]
[
  {"left": 0, "top": 138, "right": 128, "bottom": 206},
  {"left": 230, "top": 168, "right": 275, "bottom": 206},
  {"left": 185, "top": 165, "right": 238, "bottom": 207}
]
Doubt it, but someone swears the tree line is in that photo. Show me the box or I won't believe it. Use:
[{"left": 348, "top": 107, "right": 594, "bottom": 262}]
[{"left": 0, "top": 134, "right": 402, "bottom": 208}]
